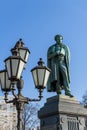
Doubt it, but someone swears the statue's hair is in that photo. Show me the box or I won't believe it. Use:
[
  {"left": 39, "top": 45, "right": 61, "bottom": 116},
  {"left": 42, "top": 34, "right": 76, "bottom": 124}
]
[{"left": 54, "top": 34, "right": 63, "bottom": 41}]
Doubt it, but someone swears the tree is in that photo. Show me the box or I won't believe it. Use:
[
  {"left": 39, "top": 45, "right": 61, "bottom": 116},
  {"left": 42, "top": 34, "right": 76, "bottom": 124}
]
[
  {"left": 82, "top": 90, "right": 87, "bottom": 107},
  {"left": 22, "top": 103, "right": 40, "bottom": 130}
]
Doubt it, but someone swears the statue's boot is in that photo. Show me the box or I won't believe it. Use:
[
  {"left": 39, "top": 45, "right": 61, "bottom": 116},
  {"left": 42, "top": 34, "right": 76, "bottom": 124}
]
[
  {"left": 56, "top": 87, "right": 61, "bottom": 94},
  {"left": 65, "top": 92, "right": 73, "bottom": 97}
]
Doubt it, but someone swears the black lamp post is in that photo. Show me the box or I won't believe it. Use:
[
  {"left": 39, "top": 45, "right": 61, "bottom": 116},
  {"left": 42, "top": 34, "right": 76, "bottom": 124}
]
[{"left": 0, "top": 39, "right": 51, "bottom": 130}]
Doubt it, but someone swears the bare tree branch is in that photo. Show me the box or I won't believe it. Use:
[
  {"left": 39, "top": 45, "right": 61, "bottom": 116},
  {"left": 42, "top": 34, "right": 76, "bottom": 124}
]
[{"left": 22, "top": 103, "right": 40, "bottom": 130}]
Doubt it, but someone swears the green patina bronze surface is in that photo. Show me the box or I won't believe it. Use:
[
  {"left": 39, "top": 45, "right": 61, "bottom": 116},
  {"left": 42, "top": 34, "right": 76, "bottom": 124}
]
[{"left": 47, "top": 34, "right": 73, "bottom": 97}]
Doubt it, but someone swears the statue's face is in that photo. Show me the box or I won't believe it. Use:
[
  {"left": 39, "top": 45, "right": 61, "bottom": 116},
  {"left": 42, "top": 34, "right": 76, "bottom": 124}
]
[
  {"left": 55, "top": 35, "right": 63, "bottom": 44},
  {"left": 56, "top": 38, "right": 62, "bottom": 44}
]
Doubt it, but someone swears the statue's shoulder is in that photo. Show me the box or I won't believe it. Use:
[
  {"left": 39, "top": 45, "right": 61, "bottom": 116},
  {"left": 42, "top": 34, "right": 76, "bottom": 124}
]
[
  {"left": 47, "top": 44, "right": 55, "bottom": 55},
  {"left": 62, "top": 44, "right": 70, "bottom": 52}
]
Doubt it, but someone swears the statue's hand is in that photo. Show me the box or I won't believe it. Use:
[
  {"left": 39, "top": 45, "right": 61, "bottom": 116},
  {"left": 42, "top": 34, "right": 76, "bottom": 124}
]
[{"left": 48, "top": 53, "right": 57, "bottom": 59}]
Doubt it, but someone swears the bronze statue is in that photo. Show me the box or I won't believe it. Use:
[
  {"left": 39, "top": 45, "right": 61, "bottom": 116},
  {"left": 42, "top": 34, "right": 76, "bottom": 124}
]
[{"left": 47, "top": 34, "right": 73, "bottom": 97}]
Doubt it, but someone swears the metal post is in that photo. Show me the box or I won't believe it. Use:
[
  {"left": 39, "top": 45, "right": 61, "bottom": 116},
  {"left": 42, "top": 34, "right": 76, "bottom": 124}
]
[{"left": 16, "top": 101, "right": 25, "bottom": 130}]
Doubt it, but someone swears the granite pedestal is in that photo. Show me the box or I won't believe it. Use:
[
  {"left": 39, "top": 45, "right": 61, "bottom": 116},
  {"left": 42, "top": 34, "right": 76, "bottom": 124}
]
[{"left": 38, "top": 95, "right": 87, "bottom": 130}]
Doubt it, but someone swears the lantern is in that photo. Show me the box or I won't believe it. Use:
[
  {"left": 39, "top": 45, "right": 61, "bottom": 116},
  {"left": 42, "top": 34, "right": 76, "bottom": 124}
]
[
  {"left": 0, "top": 70, "right": 11, "bottom": 92},
  {"left": 31, "top": 58, "right": 51, "bottom": 89},
  {"left": 5, "top": 56, "right": 25, "bottom": 81}
]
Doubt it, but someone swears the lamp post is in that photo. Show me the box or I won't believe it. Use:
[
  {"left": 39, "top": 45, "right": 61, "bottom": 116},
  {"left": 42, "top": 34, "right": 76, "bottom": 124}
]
[{"left": 0, "top": 39, "right": 51, "bottom": 130}]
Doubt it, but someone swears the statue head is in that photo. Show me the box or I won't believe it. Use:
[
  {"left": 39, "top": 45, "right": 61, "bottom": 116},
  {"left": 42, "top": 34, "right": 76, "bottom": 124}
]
[{"left": 54, "top": 34, "right": 63, "bottom": 44}]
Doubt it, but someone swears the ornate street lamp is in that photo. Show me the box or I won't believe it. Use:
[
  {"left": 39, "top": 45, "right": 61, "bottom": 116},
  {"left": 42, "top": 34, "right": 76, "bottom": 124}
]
[{"left": 0, "top": 39, "right": 51, "bottom": 130}]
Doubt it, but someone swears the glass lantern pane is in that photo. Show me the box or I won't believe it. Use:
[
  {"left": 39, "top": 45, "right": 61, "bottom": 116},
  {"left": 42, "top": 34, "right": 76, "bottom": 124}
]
[
  {"left": 37, "top": 69, "right": 45, "bottom": 86},
  {"left": 25, "top": 51, "right": 29, "bottom": 62},
  {"left": 0, "top": 71, "right": 11, "bottom": 91},
  {"left": 17, "top": 60, "right": 25, "bottom": 79},
  {"left": 6, "top": 72, "right": 11, "bottom": 89},
  {"left": 5, "top": 59, "right": 11, "bottom": 78},
  {"left": 32, "top": 69, "right": 38, "bottom": 86},
  {"left": 12, "top": 59, "right": 19, "bottom": 76},
  {"left": 43, "top": 69, "right": 50, "bottom": 87},
  {"left": 19, "top": 49, "right": 25, "bottom": 61},
  {"left": 0, "top": 72, "right": 5, "bottom": 89}
]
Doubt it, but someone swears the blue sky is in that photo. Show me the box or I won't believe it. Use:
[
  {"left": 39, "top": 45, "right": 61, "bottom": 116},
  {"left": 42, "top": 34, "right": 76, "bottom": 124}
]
[{"left": 0, "top": 0, "right": 87, "bottom": 107}]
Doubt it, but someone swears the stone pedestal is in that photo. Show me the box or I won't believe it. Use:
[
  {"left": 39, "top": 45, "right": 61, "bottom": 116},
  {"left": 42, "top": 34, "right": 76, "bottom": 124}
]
[{"left": 38, "top": 95, "right": 87, "bottom": 130}]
